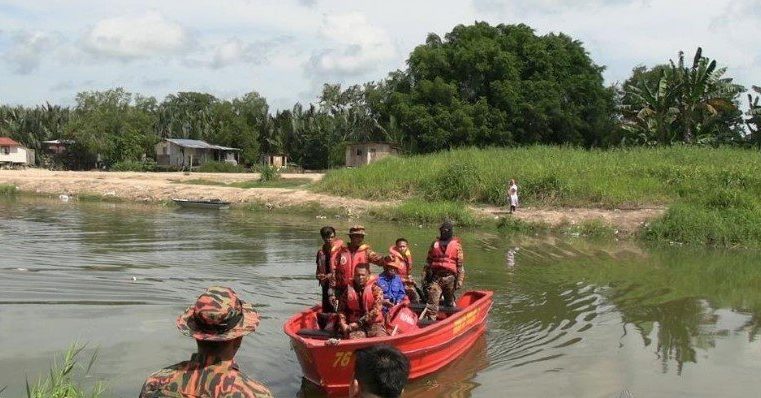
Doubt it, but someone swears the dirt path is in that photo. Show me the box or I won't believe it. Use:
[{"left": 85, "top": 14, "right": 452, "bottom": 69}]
[{"left": 0, "top": 169, "right": 665, "bottom": 232}]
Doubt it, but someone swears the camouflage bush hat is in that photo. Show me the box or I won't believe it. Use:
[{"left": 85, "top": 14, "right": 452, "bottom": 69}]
[
  {"left": 348, "top": 225, "right": 366, "bottom": 236},
  {"left": 176, "top": 286, "right": 260, "bottom": 341},
  {"left": 382, "top": 255, "right": 403, "bottom": 270}
]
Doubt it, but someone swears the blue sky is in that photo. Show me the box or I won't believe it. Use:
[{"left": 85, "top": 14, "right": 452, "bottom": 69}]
[{"left": 1, "top": 0, "right": 759, "bottom": 110}]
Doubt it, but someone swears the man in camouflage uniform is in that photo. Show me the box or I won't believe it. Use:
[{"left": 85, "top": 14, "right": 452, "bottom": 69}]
[
  {"left": 423, "top": 221, "right": 465, "bottom": 321},
  {"left": 139, "top": 286, "right": 272, "bottom": 398}
]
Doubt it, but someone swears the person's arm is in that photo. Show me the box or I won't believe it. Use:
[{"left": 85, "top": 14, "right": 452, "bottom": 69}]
[
  {"left": 359, "top": 285, "right": 385, "bottom": 326},
  {"left": 367, "top": 249, "right": 385, "bottom": 266}
]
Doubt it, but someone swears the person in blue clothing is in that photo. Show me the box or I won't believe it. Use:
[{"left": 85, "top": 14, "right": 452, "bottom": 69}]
[{"left": 376, "top": 256, "right": 408, "bottom": 313}]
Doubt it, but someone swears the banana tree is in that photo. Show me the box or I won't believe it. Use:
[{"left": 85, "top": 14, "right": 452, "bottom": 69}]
[
  {"left": 747, "top": 86, "right": 761, "bottom": 147},
  {"left": 623, "top": 71, "right": 682, "bottom": 144}
]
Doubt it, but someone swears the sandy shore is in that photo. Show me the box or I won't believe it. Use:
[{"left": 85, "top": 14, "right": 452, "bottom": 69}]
[{"left": 0, "top": 169, "right": 664, "bottom": 233}]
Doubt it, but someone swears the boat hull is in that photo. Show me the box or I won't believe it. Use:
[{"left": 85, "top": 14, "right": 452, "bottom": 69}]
[
  {"left": 172, "top": 199, "right": 230, "bottom": 209},
  {"left": 284, "top": 290, "right": 493, "bottom": 396}
]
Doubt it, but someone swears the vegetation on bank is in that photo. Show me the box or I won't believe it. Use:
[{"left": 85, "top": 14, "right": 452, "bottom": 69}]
[
  {"left": 316, "top": 146, "right": 761, "bottom": 247},
  {"left": 0, "top": 183, "right": 17, "bottom": 196},
  {"left": 24, "top": 344, "right": 104, "bottom": 398},
  {"left": 175, "top": 177, "right": 311, "bottom": 189}
]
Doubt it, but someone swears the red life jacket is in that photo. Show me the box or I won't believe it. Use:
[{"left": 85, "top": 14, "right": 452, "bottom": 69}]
[
  {"left": 388, "top": 246, "right": 412, "bottom": 280},
  {"left": 428, "top": 238, "right": 461, "bottom": 273},
  {"left": 335, "top": 244, "right": 370, "bottom": 288},
  {"left": 315, "top": 239, "right": 345, "bottom": 278},
  {"left": 344, "top": 276, "right": 382, "bottom": 324}
]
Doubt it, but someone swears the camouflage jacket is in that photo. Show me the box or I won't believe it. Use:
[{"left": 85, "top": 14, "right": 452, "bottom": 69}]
[{"left": 139, "top": 354, "right": 272, "bottom": 398}]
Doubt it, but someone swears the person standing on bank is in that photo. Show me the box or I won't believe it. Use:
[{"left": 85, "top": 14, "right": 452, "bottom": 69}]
[
  {"left": 316, "top": 226, "right": 343, "bottom": 315},
  {"left": 507, "top": 179, "right": 519, "bottom": 214},
  {"left": 139, "top": 286, "right": 272, "bottom": 398},
  {"left": 423, "top": 221, "right": 464, "bottom": 320}
]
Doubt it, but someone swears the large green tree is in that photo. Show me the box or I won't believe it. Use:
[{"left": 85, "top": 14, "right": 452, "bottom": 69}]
[{"left": 385, "top": 22, "right": 616, "bottom": 152}]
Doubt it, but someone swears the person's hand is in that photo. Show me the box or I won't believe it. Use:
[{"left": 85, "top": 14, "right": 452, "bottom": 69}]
[
  {"left": 348, "top": 322, "right": 359, "bottom": 332},
  {"left": 455, "top": 280, "right": 462, "bottom": 290},
  {"left": 382, "top": 299, "right": 393, "bottom": 307}
]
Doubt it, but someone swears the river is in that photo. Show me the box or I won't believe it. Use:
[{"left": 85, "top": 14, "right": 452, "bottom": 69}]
[{"left": 1, "top": 197, "right": 760, "bottom": 397}]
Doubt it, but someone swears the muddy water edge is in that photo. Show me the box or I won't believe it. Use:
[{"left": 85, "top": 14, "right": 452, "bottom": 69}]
[{"left": 1, "top": 196, "right": 760, "bottom": 397}]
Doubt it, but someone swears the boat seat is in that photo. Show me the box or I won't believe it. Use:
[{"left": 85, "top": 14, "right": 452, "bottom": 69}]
[
  {"left": 408, "top": 303, "right": 462, "bottom": 315},
  {"left": 296, "top": 328, "right": 335, "bottom": 339}
]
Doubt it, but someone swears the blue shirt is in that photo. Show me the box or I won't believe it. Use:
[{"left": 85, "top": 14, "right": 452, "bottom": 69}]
[{"left": 377, "top": 272, "right": 407, "bottom": 307}]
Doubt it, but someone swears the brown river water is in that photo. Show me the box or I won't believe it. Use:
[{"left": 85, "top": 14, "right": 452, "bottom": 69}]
[{"left": 1, "top": 197, "right": 760, "bottom": 397}]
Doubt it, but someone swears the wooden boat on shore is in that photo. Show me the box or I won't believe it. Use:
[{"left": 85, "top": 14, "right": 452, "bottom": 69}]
[
  {"left": 172, "top": 198, "right": 231, "bottom": 209},
  {"left": 283, "top": 290, "right": 493, "bottom": 396}
]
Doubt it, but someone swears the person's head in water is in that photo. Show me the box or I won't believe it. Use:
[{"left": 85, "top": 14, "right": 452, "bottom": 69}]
[
  {"left": 320, "top": 226, "right": 336, "bottom": 245},
  {"left": 349, "top": 225, "right": 366, "bottom": 247},
  {"left": 394, "top": 238, "right": 408, "bottom": 254},
  {"left": 353, "top": 264, "right": 371, "bottom": 288},
  {"left": 350, "top": 345, "right": 410, "bottom": 398},
  {"left": 439, "top": 220, "right": 454, "bottom": 241}
]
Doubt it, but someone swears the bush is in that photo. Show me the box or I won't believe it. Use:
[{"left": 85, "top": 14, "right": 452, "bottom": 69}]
[
  {"left": 110, "top": 159, "right": 157, "bottom": 172},
  {"left": 259, "top": 165, "right": 281, "bottom": 182},
  {"left": 197, "top": 161, "right": 246, "bottom": 173},
  {"left": 0, "top": 183, "right": 17, "bottom": 196}
]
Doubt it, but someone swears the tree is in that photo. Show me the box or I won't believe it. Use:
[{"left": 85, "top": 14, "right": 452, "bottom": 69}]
[
  {"left": 746, "top": 86, "right": 761, "bottom": 147},
  {"left": 621, "top": 48, "right": 744, "bottom": 146},
  {"left": 385, "top": 22, "right": 616, "bottom": 152}
]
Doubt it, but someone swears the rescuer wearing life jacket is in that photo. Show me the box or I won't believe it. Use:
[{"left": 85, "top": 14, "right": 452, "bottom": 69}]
[
  {"left": 423, "top": 220, "right": 465, "bottom": 320},
  {"left": 389, "top": 238, "right": 420, "bottom": 303},
  {"left": 377, "top": 255, "right": 409, "bottom": 312},
  {"left": 334, "top": 225, "right": 384, "bottom": 304},
  {"left": 316, "top": 226, "right": 343, "bottom": 315},
  {"left": 337, "top": 263, "right": 387, "bottom": 339}
]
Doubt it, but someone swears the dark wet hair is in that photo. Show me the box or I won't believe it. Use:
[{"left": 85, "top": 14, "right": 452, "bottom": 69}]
[
  {"left": 395, "top": 238, "right": 408, "bottom": 246},
  {"left": 354, "top": 345, "right": 409, "bottom": 398},
  {"left": 320, "top": 226, "right": 336, "bottom": 239}
]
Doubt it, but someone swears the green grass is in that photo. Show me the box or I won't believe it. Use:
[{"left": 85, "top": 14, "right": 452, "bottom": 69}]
[
  {"left": 197, "top": 161, "right": 246, "bottom": 173},
  {"left": 0, "top": 183, "right": 17, "bottom": 195},
  {"left": 314, "top": 146, "right": 761, "bottom": 247},
  {"left": 369, "top": 199, "right": 478, "bottom": 226},
  {"left": 76, "top": 192, "right": 123, "bottom": 203},
  {"left": 176, "top": 178, "right": 312, "bottom": 189},
  {"left": 25, "top": 343, "right": 104, "bottom": 398}
]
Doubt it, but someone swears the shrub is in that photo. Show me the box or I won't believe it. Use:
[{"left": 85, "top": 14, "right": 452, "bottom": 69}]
[
  {"left": 0, "top": 183, "right": 17, "bottom": 196},
  {"left": 259, "top": 165, "right": 281, "bottom": 182},
  {"left": 110, "top": 159, "right": 157, "bottom": 172},
  {"left": 197, "top": 161, "right": 246, "bottom": 173}
]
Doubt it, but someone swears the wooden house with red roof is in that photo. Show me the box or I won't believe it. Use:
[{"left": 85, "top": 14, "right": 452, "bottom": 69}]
[{"left": 0, "top": 137, "right": 35, "bottom": 168}]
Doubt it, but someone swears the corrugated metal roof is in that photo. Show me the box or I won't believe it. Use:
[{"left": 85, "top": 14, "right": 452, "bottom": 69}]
[
  {"left": 165, "top": 138, "right": 240, "bottom": 151},
  {"left": 0, "top": 137, "right": 21, "bottom": 146}
]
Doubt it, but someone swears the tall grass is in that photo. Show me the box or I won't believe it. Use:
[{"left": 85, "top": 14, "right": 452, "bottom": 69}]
[
  {"left": 315, "top": 146, "right": 761, "bottom": 247},
  {"left": 25, "top": 343, "right": 104, "bottom": 398},
  {"left": 0, "top": 183, "right": 17, "bottom": 196}
]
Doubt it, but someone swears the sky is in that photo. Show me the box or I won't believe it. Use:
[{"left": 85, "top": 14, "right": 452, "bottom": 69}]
[{"left": 0, "top": 0, "right": 759, "bottom": 110}]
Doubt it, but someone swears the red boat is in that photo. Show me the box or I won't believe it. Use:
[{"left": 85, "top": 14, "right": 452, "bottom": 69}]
[{"left": 283, "top": 290, "right": 493, "bottom": 396}]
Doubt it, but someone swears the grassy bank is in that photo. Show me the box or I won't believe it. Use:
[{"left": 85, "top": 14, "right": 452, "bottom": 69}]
[
  {"left": 315, "top": 146, "right": 761, "bottom": 247},
  {"left": 174, "top": 178, "right": 313, "bottom": 189},
  {"left": 0, "top": 183, "right": 17, "bottom": 195}
]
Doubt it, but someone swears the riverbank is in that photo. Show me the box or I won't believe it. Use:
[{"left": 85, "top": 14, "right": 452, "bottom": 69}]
[
  {"left": 315, "top": 146, "right": 761, "bottom": 247},
  {"left": 0, "top": 169, "right": 664, "bottom": 236}
]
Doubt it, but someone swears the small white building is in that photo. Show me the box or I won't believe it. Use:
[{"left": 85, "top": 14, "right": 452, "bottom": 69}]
[
  {"left": 0, "top": 137, "right": 35, "bottom": 168},
  {"left": 155, "top": 138, "right": 240, "bottom": 168},
  {"left": 345, "top": 142, "right": 398, "bottom": 168},
  {"left": 260, "top": 153, "right": 288, "bottom": 169}
]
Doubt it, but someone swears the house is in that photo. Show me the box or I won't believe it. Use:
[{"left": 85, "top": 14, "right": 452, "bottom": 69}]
[
  {"left": 345, "top": 142, "right": 398, "bottom": 167},
  {"left": 155, "top": 138, "right": 240, "bottom": 168},
  {"left": 0, "top": 137, "right": 35, "bottom": 168},
  {"left": 42, "top": 139, "right": 75, "bottom": 155},
  {"left": 260, "top": 153, "right": 288, "bottom": 169}
]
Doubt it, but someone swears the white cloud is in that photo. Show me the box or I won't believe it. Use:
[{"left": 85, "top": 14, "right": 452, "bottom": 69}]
[
  {"left": 306, "top": 12, "right": 396, "bottom": 79},
  {"left": 82, "top": 11, "right": 191, "bottom": 60},
  {"left": 4, "top": 31, "right": 62, "bottom": 74},
  {"left": 199, "top": 36, "right": 290, "bottom": 69}
]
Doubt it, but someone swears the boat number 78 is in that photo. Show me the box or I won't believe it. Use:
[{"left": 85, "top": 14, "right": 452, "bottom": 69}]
[{"left": 332, "top": 351, "right": 352, "bottom": 367}]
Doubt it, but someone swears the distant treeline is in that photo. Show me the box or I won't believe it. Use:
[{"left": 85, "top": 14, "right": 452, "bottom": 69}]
[{"left": 1, "top": 22, "right": 760, "bottom": 170}]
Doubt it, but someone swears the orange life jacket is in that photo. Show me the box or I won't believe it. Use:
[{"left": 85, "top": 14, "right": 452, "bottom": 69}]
[
  {"left": 335, "top": 244, "right": 370, "bottom": 288},
  {"left": 344, "top": 276, "right": 382, "bottom": 325},
  {"left": 388, "top": 246, "right": 412, "bottom": 280},
  {"left": 428, "top": 238, "right": 461, "bottom": 273},
  {"left": 315, "top": 239, "right": 345, "bottom": 279}
]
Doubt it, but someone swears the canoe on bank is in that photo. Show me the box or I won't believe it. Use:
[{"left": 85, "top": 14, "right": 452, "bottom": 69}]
[
  {"left": 172, "top": 198, "right": 231, "bottom": 209},
  {"left": 283, "top": 290, "right": 493, "bottom": 396}
]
